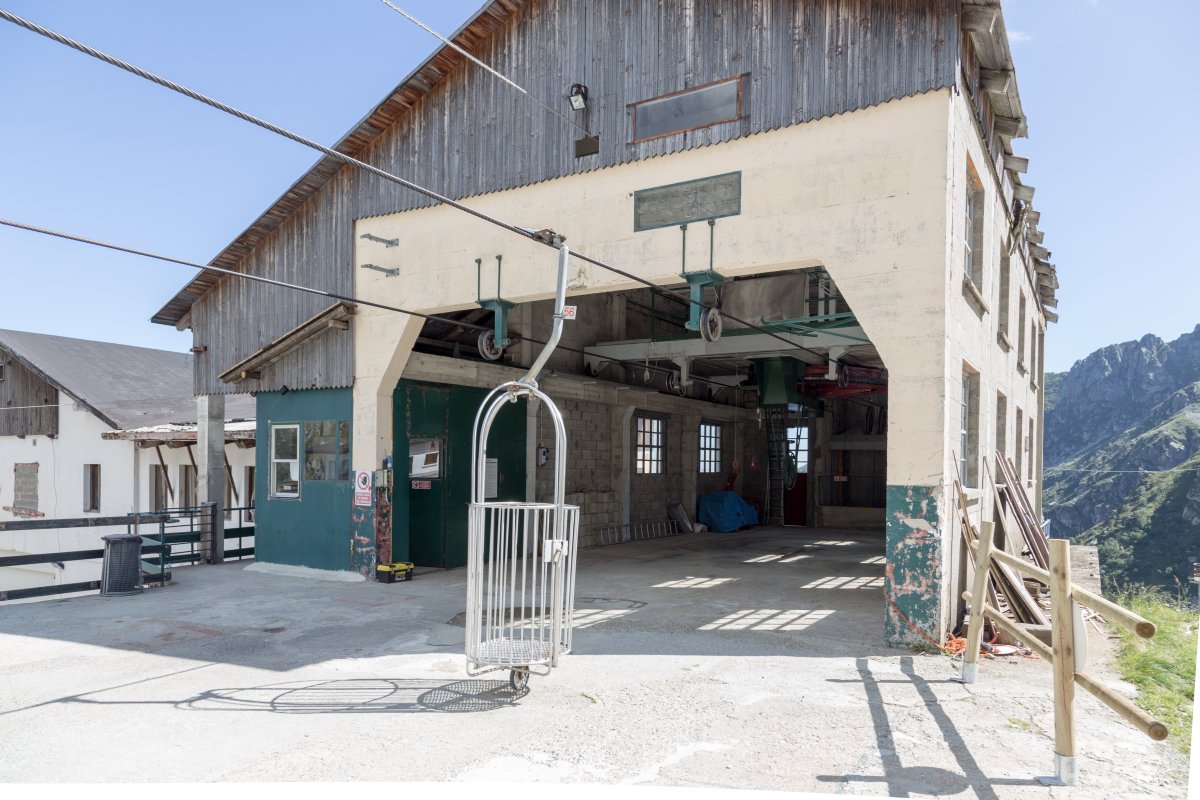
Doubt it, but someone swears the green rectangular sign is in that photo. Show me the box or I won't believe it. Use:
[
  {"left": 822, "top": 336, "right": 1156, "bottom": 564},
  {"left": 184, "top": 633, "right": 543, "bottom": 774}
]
[{"left": 634, "top": 171, "right": 741, "bottom": 231}]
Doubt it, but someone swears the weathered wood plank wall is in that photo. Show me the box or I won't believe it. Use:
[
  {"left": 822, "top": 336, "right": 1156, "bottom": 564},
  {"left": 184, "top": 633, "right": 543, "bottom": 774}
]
[
  {"left": 188, "top": 0, "right": 958, "bottom": 395},
  {"left": 0, "top": 348, "right": 58, "bottom": 436}
]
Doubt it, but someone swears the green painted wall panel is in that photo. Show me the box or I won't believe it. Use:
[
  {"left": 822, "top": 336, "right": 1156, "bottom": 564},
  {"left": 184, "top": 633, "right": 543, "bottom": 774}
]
[
  {"left": 393, "top": 381, "right": 526, "bottom": 568},
  {"left": 884, "top": 484, "right": 943, "bottom": 647},
  {"left": 255, "top": 389, "right": 354, "bottom": 572}
]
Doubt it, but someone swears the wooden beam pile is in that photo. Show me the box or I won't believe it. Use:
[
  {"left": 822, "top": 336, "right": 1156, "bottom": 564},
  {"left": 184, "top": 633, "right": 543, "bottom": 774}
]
[{"left": 956, "top": 455, "right": 1052, "bottom": 628}]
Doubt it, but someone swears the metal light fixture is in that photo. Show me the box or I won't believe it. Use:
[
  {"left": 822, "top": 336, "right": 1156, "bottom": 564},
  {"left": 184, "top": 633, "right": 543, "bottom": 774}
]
[{"left": 568, "top": 83, "right": 588, "bottom": 111}]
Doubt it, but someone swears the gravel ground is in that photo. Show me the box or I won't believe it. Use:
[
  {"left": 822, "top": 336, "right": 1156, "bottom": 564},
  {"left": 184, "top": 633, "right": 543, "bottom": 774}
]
[{"left": 0, "top": 527, "right": 1190, "bottom": 797}]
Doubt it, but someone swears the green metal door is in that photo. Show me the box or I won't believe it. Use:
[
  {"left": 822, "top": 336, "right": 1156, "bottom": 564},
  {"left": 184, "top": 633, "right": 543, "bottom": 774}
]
[{"left": 394, "top": 381, "right": 527, "bottom": 568}]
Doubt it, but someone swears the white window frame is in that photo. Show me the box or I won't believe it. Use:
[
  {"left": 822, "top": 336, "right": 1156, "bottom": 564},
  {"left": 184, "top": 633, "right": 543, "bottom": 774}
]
[
  {"left": 699, "top": 423, "right": 721, "bottom": 474},
  {"left": 270, "top": 423, "right": 301, "bottom": 499}
]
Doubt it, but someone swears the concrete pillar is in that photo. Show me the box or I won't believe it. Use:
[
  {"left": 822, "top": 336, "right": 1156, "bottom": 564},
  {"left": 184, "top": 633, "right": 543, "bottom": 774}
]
[
  {"left": 616, "top": 405, "right": 635, "bottom": 532},
  {"left": 196, "top": 394, "right": 225, "bottom": 563},
  {"left": 351, "top": 311, "right": 425, "bottom": 573},
  {"left": 681, "top": 414, "right": 701, "bottom": 516}
]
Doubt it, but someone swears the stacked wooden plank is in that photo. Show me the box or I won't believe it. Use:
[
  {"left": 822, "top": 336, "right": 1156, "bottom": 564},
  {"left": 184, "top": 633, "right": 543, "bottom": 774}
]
[{"left": 994, "top": 454, "right": 1050, "bottom": 569}]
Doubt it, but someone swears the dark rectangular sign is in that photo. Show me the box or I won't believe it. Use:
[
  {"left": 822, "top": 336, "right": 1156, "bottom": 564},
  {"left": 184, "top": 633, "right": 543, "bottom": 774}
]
[{"left": 634, "top": 171, "right": 741, "bottom": 231}]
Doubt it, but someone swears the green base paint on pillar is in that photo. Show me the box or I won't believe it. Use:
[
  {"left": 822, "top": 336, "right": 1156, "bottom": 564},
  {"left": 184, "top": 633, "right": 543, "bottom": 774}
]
[
  {"left": 351, "top": 501, "right": 377, "bottom": 577},
  {"left": 885, "top": 484, "right": 943, "bottom": 647}
]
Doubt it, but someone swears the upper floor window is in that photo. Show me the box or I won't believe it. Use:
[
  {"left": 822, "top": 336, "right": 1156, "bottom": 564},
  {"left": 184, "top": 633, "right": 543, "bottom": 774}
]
[
  {"left": 633, "top": 77, "right": 742, "bottom": 143},
  {"left": 997, "top": 255, "right": 1011, "bottom": 343},
  {"left": 964, "top": 160, "right": 985, "bottom": 290}
]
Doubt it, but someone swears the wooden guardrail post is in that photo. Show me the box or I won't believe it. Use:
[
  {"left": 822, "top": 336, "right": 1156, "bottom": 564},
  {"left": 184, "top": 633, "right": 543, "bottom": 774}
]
[
  {"left": 1045, "top": 538, "right": 1078, "bottom": 786},
  {"left": 961, "top": 521, "right": 995, "bottom": 683}
]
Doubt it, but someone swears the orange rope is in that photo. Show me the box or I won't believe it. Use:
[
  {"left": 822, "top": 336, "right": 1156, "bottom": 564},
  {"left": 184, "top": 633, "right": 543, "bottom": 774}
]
[
  {"left": 881, "top": 589, "right": 996, "bottom": 656},
  {"left": 882, "top": 589, "right": 960, "bottom": 655}
]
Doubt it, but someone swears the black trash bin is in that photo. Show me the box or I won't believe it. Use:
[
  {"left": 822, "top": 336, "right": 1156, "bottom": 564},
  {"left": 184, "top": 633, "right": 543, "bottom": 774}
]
[{"left": 100, "top": 533, "right": 144, "bottom": 597}]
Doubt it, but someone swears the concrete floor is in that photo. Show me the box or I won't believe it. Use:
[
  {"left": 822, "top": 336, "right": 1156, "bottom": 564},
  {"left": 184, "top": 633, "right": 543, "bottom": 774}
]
[{"left": 0, "top": 526, "right": 1189, "bottom": 797}]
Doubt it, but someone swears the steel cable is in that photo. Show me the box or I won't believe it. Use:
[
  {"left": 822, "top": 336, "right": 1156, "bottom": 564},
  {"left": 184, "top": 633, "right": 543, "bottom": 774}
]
[{"left": 0, "top": 7, "right": 873, "bottom": 369}]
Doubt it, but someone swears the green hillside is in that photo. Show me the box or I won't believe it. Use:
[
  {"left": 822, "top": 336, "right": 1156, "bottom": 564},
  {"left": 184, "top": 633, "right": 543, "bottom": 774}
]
[{"left": 1044, "top": 327, "right": 1200, "bottom": 592}]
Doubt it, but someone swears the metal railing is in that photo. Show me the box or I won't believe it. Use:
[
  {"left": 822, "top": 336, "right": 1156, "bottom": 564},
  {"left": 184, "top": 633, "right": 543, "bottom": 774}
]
[
  {"left": 140, "top": 504, "right": 255, "bottom": 568},
  {"left": 0, "top": 512, "right": 171, "bottom": 602}
]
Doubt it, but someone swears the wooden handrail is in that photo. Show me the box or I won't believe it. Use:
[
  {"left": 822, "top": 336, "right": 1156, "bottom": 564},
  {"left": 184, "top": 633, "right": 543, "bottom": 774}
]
[
  {"left": 963, "top": 590, "right": 1168, "bottom": 742},
  {"left": 989, "top": 548, "right": 1156, "bottom": 638}
]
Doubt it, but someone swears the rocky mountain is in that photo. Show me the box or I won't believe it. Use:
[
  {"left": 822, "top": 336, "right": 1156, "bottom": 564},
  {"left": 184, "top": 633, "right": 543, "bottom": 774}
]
[{"left": 1043, "top": 325, "right": 1200, "bottom": 591}]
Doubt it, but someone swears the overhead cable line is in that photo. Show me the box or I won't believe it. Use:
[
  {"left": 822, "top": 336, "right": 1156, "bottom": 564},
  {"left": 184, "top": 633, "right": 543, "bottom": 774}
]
[
  {"left": 376, "top": 0, "right": 590, "bottom": 137},
  {"left": 0, "top": 218, "right": 735, "bottom": 390},
  {"left": 0, "top": 8, "right": 863, "bottom": 369},
  {"left": 1044, "top": 466, "right": 1200, "bottom": 475}
]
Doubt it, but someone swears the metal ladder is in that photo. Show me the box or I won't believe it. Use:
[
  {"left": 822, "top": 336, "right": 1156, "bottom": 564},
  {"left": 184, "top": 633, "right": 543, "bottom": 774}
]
[{"left": 763, "top": 406, "right": 791, "bottom": 524}]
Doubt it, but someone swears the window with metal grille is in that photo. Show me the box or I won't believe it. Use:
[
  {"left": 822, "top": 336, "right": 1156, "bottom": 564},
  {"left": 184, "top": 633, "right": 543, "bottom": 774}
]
[
  {"left": 83, "top": 464, "right": 101, "bottom": 512},
  {"left": 635, "top": 417, "right": 664, "bottom": 475},
  {"left": 699, "top": 423, "right": 721, "bottom": 473},
  {"left": 787, "top": 426, "right": 809, "bottom": 474}
]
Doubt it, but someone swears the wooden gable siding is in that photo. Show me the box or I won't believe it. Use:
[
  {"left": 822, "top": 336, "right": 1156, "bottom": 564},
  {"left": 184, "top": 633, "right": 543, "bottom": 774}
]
[
  {"left": 0, "top": 348, "right": 59, "bottom": 437},
  {"left": 189, "top": 0, "right": 958, "bottom": 395}
]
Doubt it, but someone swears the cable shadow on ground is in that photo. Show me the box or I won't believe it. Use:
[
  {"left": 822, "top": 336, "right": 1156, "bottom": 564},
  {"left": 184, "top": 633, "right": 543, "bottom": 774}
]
[
  {"left": 172, "top": 677, "right": 527, "bottom": 713},
  {"left": 816, "top": 656, "right": 1040, "bottom": 797}
]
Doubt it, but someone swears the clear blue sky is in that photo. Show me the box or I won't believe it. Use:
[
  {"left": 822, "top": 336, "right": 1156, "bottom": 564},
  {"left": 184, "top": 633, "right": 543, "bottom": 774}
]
[{"left": 1, "top": 1, "right": 1196, "bottom": 373}]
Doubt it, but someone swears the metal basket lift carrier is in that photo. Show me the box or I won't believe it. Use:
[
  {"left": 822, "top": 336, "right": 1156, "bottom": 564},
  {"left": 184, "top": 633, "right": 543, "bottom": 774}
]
[{"left": 466, "top": 232, "right": 580, "bottom": 692}]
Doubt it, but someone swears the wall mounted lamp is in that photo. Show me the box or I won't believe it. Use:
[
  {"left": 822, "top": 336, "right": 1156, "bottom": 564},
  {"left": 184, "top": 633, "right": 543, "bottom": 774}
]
[{"left": 568, "top": 83, "right": 588, "bottom": 111}]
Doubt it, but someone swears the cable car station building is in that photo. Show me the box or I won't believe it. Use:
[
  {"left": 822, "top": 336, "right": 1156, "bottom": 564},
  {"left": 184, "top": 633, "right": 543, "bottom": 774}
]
[{"left": 153, "top": 0, "right": 1057, "bottom": 646}]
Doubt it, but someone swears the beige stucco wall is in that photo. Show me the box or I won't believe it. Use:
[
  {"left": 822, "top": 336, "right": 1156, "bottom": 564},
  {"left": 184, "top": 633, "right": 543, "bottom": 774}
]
[
  {"left": 353, "top": 90, "right": 955, "bottom": 488},
  {"left": 942, "top": 88, "right": 1048, "bottom": 621}
]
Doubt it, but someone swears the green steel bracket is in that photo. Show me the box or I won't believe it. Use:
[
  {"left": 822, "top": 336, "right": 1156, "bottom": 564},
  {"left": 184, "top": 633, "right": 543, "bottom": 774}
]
[
  {"left": 476, "top": 256, "right": 514, "bottom": 359},
  {"left": 680, "top": 221, "right": 725, "bottom": 335}
]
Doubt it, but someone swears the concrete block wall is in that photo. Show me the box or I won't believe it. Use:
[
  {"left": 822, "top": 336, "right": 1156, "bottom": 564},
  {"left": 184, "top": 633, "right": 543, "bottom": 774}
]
[
  {"left": 534, "top": 397, "right": 621, "bottom": 547},
  {"left": 628, "top": 411, "right": 685, "bottom": 523}
]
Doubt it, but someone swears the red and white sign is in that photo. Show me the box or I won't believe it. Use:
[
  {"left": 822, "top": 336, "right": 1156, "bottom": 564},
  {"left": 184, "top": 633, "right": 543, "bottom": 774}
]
[
  {"left": 833, "top": 475, "right": 849, "bottom": 483},
  {"left": 411, "top": 480, "right": 432, "bottom": 490},
  {"left": 562, "top": 305, "right": 577, "bottom": 320},
  {"left": 354, "top": 470, "right": 373, "bottom": 506}
]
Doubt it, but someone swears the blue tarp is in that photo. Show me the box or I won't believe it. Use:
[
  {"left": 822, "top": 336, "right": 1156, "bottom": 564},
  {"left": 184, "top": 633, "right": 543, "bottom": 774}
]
[{"left": 697, "top": 491, "right": 759, "bottom": 533}]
